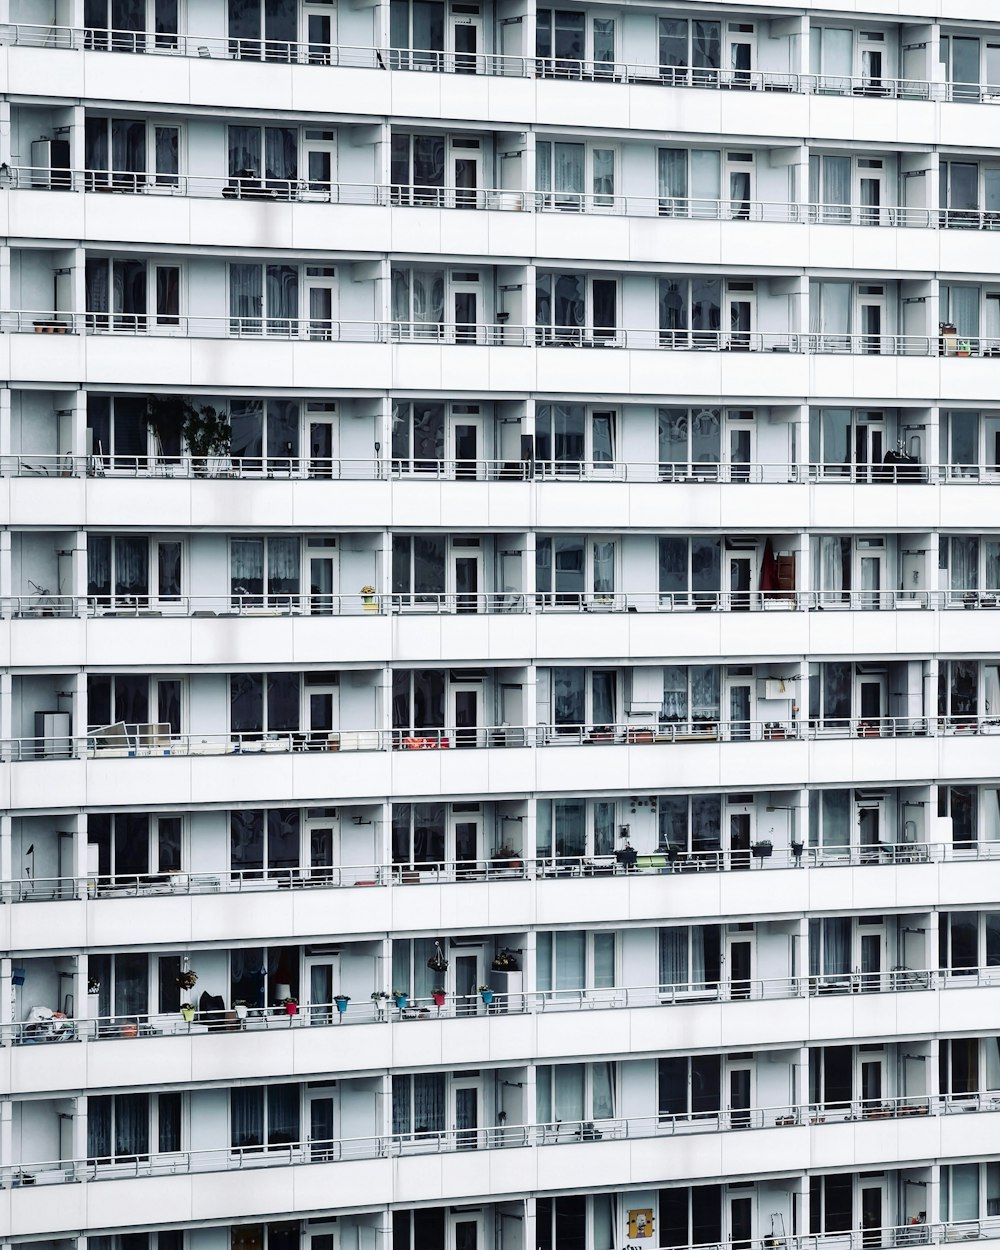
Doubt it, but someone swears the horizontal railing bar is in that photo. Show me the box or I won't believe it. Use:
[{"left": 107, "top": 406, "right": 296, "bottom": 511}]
[
  {"left": 8, "top": 1077, "right": 1000, "bottom": 1185},
  {"left": 0, "top": 712, "right": 996, "bottom": 761},
  {"left": 7, "top": 24, "right": 1000, "bottom": 109},
  {"left": 3, "top": 838, "right": 991, "bottom": 903}
]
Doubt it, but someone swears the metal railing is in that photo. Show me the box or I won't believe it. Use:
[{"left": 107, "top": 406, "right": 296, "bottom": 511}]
[
  {"left": 4, "top": 455, "right": 999, "bottom": 484},
  {"left": 11, "top": 312, "right": 1000, "bottom": 358},
  {"left": 11, "top": 166, "right": 993, "bottom": 233},
  {"left": 3, "top": 587, "right": 989, "bottom": 617},
  {"left": 11, "top": 837, "right": 987, "bottom": 905},
  {"left": 8, "top": 24, "right": 1000, "bottom": 107},
  {"left": 8, "top": 1077, "right": 1000, "bottom": 1189},
  {"left": 9, "top": 966, "right": 1000, "bottom": 1054},
  {"left": 3, "top": 711, "right": 996, "bottom": 761}
]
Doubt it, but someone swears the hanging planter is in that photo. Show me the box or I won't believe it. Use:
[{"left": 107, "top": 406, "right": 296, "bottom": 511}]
[
  {"left": 432, "top": 988, "right": 446, "bottom": 1007},
  {"left": 427, "top": 939, "right": 449, "bottom": 974},
  {"left": 334, "top": 994, "right": 351, "bottom": 1015},
  {"left": 479, "top": 985, "right": 493, "bottom": 1006},
  {"left": 176, "top": 968, "right": 199, "bottom": 991}
]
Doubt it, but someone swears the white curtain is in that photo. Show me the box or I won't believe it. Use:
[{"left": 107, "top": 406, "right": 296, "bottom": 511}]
[{"left": 819, "top": 536, "right": 845, "bottom": 599}]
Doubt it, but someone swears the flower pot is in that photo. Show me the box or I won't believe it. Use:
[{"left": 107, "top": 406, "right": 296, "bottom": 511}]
[
  {"left": 751, "top": 844, "right": 773, "bottom": 859},
  {"left": 480, "top": 990, "right": 493, "bottom": 1005},
  {"left": 181, "top": 1007, "right": 194, "bottom": 1023},
  {"left": 394, "top": 994, "right": 408, "bottom": 1009},
  {"left": 432, "top": 990, "right": 446, "bottom": 1007},
  {"left": 285, "top": 1001, "right": 298, "bottom": 1016},
  {"left": 335, "top": 997, "right": 349, "bottom": 1014},
  {"left": 234, "top": 1004, "right": 248, "bottom": 1020}
]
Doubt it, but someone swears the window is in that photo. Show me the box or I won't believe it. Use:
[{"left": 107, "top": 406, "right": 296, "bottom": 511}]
[
  {"left": 231, "top": 809, "right": 300, "bottom": 880},
  {"left": 230, "top": 672, "right": 301, "bottom": 737},
  {"left": 658, "top": 406, "right": 723, "bottom": 476},
  {"left": 939, "top": 786, "right": 979, "bottom": 845},
  {"left": 227, "top": 0, "right": 296, "bottom": 60},
  {"left": 658, "top": 1185, "right": 722, "bottom": 1247},
  {"left": 86, "top": 258, "right": 180, "bottom": 332},
  {"left": 392, "top": 1210, "right": 446, "bottom": 1250},
  {"left": 89, "top": 813, "right": 182, "bottom": 883},
  {"left": 389, "top": 0, "right": 444, "bottom": 68},
  {"left": 537, "top": 1062, "right": 616, "bottom": 1123},
  {"left": 88, "top": 535, "right": 150, "bottom": 604},
  {"left": 536, "top": 930, "right": 616, "bottom": 992},
  {"left": 89, "top": 1093, "right": 162, "bottom": 1162},
  {"left": 809, "top": 154, "right": 852, "bottom": 222},
  {"left": 940, "top": 35, "right": 982, "bottom": 99},
  {"left": 536, "top": 538, "right": 616, "bottom": 605},
  {"left": 939, "top": 912, "right": 1000, "bottom": 974},
  {"left": 88, "top": 951, "right": 149, "bottom": 1020},
  {"left": 230, "top": 946, "right": 299, "bottom": 1008},
  {"left": 808, "top": 790, "right": 851, "bottom": 851},
  {"left": 392, "top": 669, "right": 446, "bottom": 733},
  {"left": 658, "top": 278, "right": 722, "bottom": 346},
  {"left": 535, "top": 405, "right": 615, "bottom": 472},
  {"left": 809, "top": 26, "right": 853, "bottom": 87},
  {"left": 229, "top": 400, "right": 300, "bottom": 471},
  {"left": 938, "top": 660, "right": 980, "bottom": 726},
  {"left": 658, "top": 537, "right": 721, "bottom": 605},
  {"left": 391, "top": 133, "right": 445, "bottom": 204},
  {"left": 657, "top": 148, "right": 721, "bottom": 217},
  {"left": 658, "top": 925, "right": 722, "bottom": 991},
  {"left": 229, "top": 263, "right": 300, "bottom": 335},
  {"left": 84, "top": 117, "right": 180, "bottom": 189},
  {"left": 535, "top": 9, "right": 584, "bottom": 74},
  {"left": 537, "top": 1195, "right": 615, "bottom": 1250},
  {"left": 392, "top": 535, "right": 446, "bottom": 603},
  {"left": 230, "top": 537, "right": 301, "bottom": 605},
  {"left": 540, "top": 666, "right": 617, "bottom": 729},
  {"left": 392, "top": 802, "right": 445, "bottom": 867},
  {"left": 87, "top": 394, "right": 149, "bottom": 469},
  {"left": 657, "top": 795, "right": 722, "bottom": 855},
  {"left": 809, "top": 1175, "right": 853, "bottom": 1233},
  {"left": 808, "top": 917, "right": 852, "bottom": 981},
  {"left": 231, "top": 1225, "right": 301, "bottom": 1250},
  {"left": 661, "top": 665, "right": 721, "bottom": 727},
  {"left": 536, "top": 141, "right": 615, "bottom": 209},
  {"left": 807, "top": 661, "right": 851, "bottom": 729},
  {"left": 231, "top": 1085, "right": 301, "bottom": 1150},
  {"left": 391, "top": 267, "right": 446, "bottom": 336},
  {"left": 391, "top": 401, "right": 445, "bottom": 470},
  {"left": 536, "top": 798, "right": 615, "bottom": 860},
  {"left": 392, "top": 1072, "right": 446, "bottom": 1136},
  {"left": 536, "top": 272, "right": 618, "bottom": 343},
  {"left": 228, "top": 125, "right": 297, "bottom": 192},
  {"left": 940, "top": 285, "right": 981, "bottom": 340},
  {"left": 658, "top": 1055, "right": 721, "bottom": 1120},
  {"left": 658, "top": 17, "right": 721, "bottom": 83},
  {"left": 83, "top": 0, "right": 178, "bottom": 51},
  {"left": 808, "top": 1046, "right": 853, "bottom": 1109}
]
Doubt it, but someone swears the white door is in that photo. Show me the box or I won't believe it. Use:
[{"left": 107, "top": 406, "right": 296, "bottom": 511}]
[
  {"left": 725, "top": 286, "right": 755, "bottom": 349},
  {"left": 725, "top": 931, "right": 754, "bottom": 999},
  {"left": 449, "top": 1211, "right": 485, "bottom": 1250},
  {"left": 726, "top": 552, "right": 756, "bottom": 612},
  {"left": 858, "top": 292, "right": 887, "bottom": 355},
  {"left": 858, "top": 161, "right": 886, "bottom": 226},
  {"left": 452, "top": 809, "right": 482, "bottom": 876},
  {"left": 451, "top": 548, "right": 483, "bottom": 613},
  {"left": 305, "top": 953, "right": 341, "bottom": 1023},
  {"left": 727, "top": 23, "right": 755, "bottom": 86},
  {"left": 450, "top": 411, "right": 483, "bottom": 478},
  {"left": 451, "top": 143, "right": 483, "bottom": 208},
  {"left": 303, "top": 130, "right": 336, "bottom": 195},
  {"left": 302, "top": 6, "right": 335, "bottom": 63},
  {"left": 451, "top": 10, "right": 482, "bottom": 74},
  {"left": 307, "top": 277, "right": 337, "bottom": 340},
  {"left": 450, "top": 1075, "right": 483, "bottom": 1149},
  {"left": 725, "top": 1058, "right": 754, "bottom": 1127},
  {"left": 306, "top": 812, "right": 338, "bottom": 882},
  {"left": 452, "top": 682, "right": 485, "bottom": 746},
  {"left": 725, "top": 153, "right": 755, "bottom": 219},
  {"left": 307, "top": 415, "right": 337, "bottom": 478},
  {"left": 727, "top": 676, "right": 753, "bottom": 738},
  {"left": 452, "top": 277, "right": 482, "bottom": 344},
  {"left": 452, "top": 947, "right": 485, "bottom": 1015}
]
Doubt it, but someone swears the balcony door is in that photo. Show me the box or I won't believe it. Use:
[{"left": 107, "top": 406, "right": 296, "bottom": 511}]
[{"left": 305, "top": 952, "right": 341, "bottom": 1024}]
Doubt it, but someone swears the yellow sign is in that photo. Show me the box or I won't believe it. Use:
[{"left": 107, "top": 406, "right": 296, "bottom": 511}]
[{"left": 628, "top": 1209, "right": 654, "bottom": 1240}]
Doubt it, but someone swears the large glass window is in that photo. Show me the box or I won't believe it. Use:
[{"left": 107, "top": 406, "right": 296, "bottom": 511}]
[{"left": 230, "top": 537, "right": 300, "bottom": 605}]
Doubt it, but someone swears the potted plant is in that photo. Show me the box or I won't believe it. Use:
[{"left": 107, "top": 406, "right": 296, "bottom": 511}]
[
  {"left": 146, "top": 396, "right": 231, "bottom": 476},
  {"left": 282, "top": 995, "right": 299, "bottom": 1017},
  {"left": 479, "top": 985, "right": 494, "bottom": 1006},
  {"left": 334, "top": 993, "right": 350, "bottom": 1015},
  {"left": 371, "top": 990, "right": 390, "bottom": 1004},
  {"left": 491, "top": 845, "right": 523, "bottom": 872},
  {"left": 491, "top": 949, "right": 520, "bottom": 973},
  {"left": 392, "top": 989, "right": 409, "bottom": 1009},
  {"left": 432, "top": 987, "right": 446, "bottom": 1007},
  {"left": 360, "top": 584, "right": 379, "bottom": 613},
  {"left": 180, "top": 1003, "right": 195, "bottom": 1023},
  {"left": 233, "top": 999, "right": 249, "bottom": 1021},
  {"left": 87, "top": 977, "right": 101, "bottom": 996},
  {"left": 615, "top": 843, "right": 638, "bottom": 870},
  {"left": 427, "top": 941, "right": 449, "bottom": 974},
  {"left": 791, "top": 841, "right": 805, "bottom": 863},
  {"left": 176, "top": 968, "right": 199, "bottom": 991},
  {"left": 751, "top": 840, "right": 773, "bottom": 859}
]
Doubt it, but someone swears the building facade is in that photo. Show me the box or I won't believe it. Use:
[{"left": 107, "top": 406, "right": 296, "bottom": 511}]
[{"left": 1, "top": 2, "right": 1000, "bottom": 1250}]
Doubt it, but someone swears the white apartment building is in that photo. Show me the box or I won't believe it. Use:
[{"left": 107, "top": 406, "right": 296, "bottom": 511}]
[{"left": 6, "top": 2, "right": 1000, "bottom": 1250}]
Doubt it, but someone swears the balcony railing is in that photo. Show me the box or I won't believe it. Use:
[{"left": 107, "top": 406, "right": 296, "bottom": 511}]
[
  {"left": 8, "top": 311, "right": 997, "bottom": 357},
  {"left": 11, "top": 166, "right": 992, "bottom": 233},
  {"left": 7, "top": 23, "right": 1000, "bottom": 106},
  {"left": 4, "top": 455, "right": 998, "bottom": 484},
  {"left": 14, "top": 588, "right": 1000, "bottom": 618},
  {"left": 10, "top": 965, "right": 1000, "bottom": 1053},
  {"left": 8, "top": 837, "right": 995, "bottom": 906},
  {"left": 8, "top": 1082, "right": 1000, "bottom": 1189},
  {"left": 2, "top": 711, "right": 993, "bottom": 761}
]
